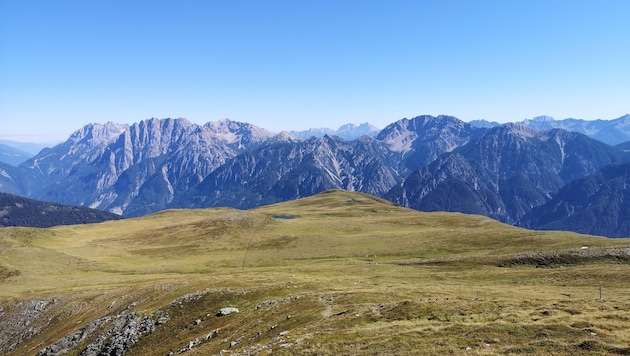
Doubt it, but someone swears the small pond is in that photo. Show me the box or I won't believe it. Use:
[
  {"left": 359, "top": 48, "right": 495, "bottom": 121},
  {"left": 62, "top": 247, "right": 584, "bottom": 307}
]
[{"left": 272, "top": 215, "right": 296, "bottom": 220}]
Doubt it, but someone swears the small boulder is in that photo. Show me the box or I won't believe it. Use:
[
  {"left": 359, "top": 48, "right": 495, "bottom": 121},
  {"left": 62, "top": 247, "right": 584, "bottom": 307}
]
[
  {"left": 205, "top": 329, "right": 219, "bottom": 341},
  {"left": 217, "top": 307, "right": 240, "bottom": 316}
]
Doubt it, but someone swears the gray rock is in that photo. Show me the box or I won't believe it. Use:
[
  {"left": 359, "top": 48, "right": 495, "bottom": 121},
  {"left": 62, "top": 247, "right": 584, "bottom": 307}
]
[
  {"left": 205, "top": 329, "right": 219, "bottom": 341},
  {"left": 217, "top": 307, "right": 239, "bottom": 316}
]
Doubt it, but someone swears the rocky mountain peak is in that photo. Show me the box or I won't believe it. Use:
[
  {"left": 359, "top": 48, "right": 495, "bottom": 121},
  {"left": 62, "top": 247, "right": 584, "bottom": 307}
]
[
  {"left": 67, "top": 122, "right": 128, "bottom": 146},
  {"left": 336, "top": 122, "right": 380, "bottom": 139},
  {"left": 530, "top": 115, "right": 555, "bottom": 122},
  {"left": 613, "top": 114, "right": 630, "bottom": 126},
  {"left": 468, "top": 119, "right": 500, "bottom": 128},
  {"left": 290, "top": 122, "right": 379, "bottom": 141},
  {"left": 203, "top": 119, "right": 272, "bottom": 146},
  {"left": 501, "top": 123, "right": 540, "bottom": 138},
  {"left": 269, "top": 131, "right": 299, "bottom": 143},
  {"left": 377, "top": 115, "right": 483, "bottom": 173}
]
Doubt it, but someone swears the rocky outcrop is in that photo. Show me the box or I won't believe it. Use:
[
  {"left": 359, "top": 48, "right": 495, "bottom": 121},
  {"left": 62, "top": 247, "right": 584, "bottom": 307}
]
[
  {"left": 38, "top": 305, "right": 169, "bottom": 356},
  {"left": 78, "top": 312, "right": 158, "bottom": 356},
  {"left": 0, "top": 298, "right": 60, "bottom": 353},
  {"left": 37, "top": 316, "right": 113, "bottom": 356}
]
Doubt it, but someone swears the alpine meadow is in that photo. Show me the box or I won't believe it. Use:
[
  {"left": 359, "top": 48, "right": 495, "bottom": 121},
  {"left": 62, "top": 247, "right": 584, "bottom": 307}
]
[{"left": 1, "top": 190, "right": 630, "bottom": 355}]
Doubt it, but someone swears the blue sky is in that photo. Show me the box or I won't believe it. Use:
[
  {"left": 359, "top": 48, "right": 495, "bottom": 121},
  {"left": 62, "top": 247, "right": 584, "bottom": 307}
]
[{"left": 1, "top": 0, "right": 629, "bottom": 143}]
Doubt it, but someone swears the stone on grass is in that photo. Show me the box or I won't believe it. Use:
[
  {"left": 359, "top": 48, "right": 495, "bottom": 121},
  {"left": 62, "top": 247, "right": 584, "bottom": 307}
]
[{"left": 217, "top": 307, "right": 240, "bottom": 316}]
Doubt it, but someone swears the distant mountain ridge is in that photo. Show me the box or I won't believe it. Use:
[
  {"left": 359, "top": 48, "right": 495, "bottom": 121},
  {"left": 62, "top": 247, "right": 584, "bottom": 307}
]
[
  {"left": 290, "top": 122, "right": 380, "bottom": 140},
  {"left": 0, "top": 139, "right": 51, "bottom": 155},
  {"left": 517, "top": 114, "right": 630, "bottom": 146},
  {"left": 2, "top": 114, "right": 630, "bottom": 237},
  {"left": 0, "top": 143, "right": 33, "bottom": 166}
]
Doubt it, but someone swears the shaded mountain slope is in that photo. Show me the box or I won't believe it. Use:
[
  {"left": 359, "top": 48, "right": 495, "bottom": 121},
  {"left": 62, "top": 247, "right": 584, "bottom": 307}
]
[
  {"left": 386, "top": 124, "right": 624, "bottom": 225},
  {"left": 175, "top": 135, "right": 401, "bottom": 209},
  {"left": 521, "top": 163, "right": 630, "bottom": 237},
  {"left": 0, "top": 162, "right": 37, "bottom": 196},
  {"left": 0, "top": 193, "right": 122, "bottom": 227}
]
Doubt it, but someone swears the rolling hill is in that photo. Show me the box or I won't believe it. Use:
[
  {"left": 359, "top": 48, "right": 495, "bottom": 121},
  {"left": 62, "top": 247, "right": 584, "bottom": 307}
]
[{"left": 1, "top": 190, "right": 629, "bottom": 355}]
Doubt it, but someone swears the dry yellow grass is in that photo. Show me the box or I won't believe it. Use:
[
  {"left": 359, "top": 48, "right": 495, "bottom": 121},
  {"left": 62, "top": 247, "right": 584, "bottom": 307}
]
[{"left": 1, "top": 190, "right": 629, "bottom": 355}]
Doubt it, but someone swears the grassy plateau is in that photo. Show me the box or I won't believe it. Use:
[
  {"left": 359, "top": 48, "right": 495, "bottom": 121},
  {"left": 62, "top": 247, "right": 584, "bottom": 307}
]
[{"left": 1, "top": 190, "right": 629, "bottom": 355}]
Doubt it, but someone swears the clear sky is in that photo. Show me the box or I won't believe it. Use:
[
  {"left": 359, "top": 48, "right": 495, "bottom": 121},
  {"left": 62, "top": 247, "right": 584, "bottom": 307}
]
[{"left": 1, "top": 0, "right": 629, "bottom": 143}]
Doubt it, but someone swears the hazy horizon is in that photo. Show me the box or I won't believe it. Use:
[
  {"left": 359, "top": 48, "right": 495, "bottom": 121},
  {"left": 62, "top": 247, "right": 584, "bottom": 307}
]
[
  {"left": 2, "top": 1, "right": 628, "bottom": 143},
  {"left": 4, "top": 113, "right": 630, "bottom": 146}
]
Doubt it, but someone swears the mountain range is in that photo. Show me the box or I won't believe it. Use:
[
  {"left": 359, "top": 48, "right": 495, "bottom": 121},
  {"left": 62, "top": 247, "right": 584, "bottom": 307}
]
[
  {"left": 385, "top": 124, "right": 623, "bottom": 225},
  {"left": 1, "top": 114, "right": 630, "bottom": 237},
  {"left": 290, "top": 122, "right": 380, "bottom": 140},
  {"left": 469, "top": 114, "right": 630, "bottom": 146}
]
